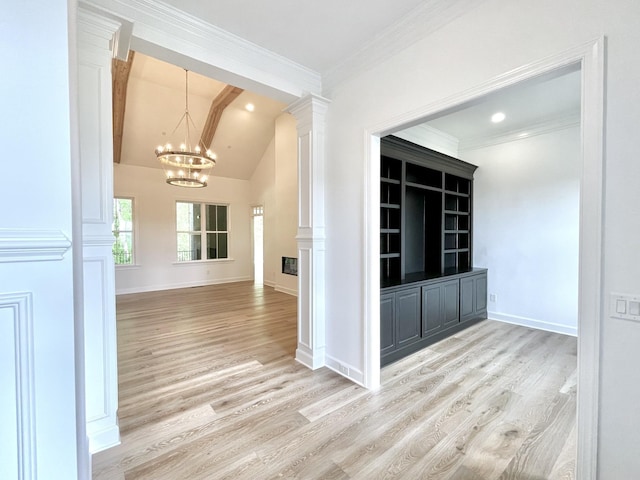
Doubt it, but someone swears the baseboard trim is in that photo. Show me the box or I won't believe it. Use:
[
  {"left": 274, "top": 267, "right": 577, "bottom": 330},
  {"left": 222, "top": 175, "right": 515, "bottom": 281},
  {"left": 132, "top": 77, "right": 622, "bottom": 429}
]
[
  {"left": 115, "top": 276, "right": 253, "bottom": 295},
  {"left": 325, "top": 354, "right": 365, "bottom": 386},
  {"left": 88, "top": 424, "right": 120, "bottom": 454},
  {"left": 275, "top": 285, "right": 298, "bottom": 297},
  {"left": 489, "top": 311, "right": 577, "bottom": 336}
]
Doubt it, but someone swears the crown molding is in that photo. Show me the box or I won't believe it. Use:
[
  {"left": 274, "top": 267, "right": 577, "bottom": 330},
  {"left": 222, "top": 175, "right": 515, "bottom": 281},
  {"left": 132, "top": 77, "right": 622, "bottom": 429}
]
[
  {"left": 393, "top": 124, "right": 460, "bottom": 157},
  {"left": 0, "top": 229, "right": 72, "bottom": 263},
  {"left": 322, "top": 0, "right": 487, "bottom": 94},
  {"left": 81, "top": 0, "right": 321, "bottom": 100},
  {"left": 458, "top": 111, "right": 581, "bottom": 151}
]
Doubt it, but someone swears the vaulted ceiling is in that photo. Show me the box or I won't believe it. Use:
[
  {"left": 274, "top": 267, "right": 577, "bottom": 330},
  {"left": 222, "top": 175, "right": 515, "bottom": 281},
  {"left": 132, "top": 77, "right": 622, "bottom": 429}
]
[{"left": 116, "top": 52, "right": 287, "bottom": 180}]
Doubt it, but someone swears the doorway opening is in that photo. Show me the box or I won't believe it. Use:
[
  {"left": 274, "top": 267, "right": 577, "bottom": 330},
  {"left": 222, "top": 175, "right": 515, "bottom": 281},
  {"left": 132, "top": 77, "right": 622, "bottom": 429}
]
[
  {"left": 364, "top": 40, "right": 604, "bottom": 479},
  {"left": 253, "top": 205, "right": 264, "bottom": 285}
]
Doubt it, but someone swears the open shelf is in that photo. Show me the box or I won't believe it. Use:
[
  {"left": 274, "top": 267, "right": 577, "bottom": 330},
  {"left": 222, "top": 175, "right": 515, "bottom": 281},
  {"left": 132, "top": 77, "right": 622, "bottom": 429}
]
[{"left": 380, "top": 136, "right": 477, "bottom": 282}]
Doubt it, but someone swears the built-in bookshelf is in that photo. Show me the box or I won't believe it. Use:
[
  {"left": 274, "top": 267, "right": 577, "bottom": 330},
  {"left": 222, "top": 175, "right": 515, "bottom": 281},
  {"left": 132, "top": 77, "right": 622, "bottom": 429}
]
[{"left": 379, "top": 135, "right": 487, "bottom": 366}]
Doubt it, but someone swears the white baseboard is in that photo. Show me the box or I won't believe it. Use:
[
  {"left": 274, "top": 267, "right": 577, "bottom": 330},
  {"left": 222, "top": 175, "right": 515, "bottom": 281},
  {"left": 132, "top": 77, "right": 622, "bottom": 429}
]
[
  {"left": 275, "top": 285, "right": 298, "bottom": 297},
  {"left": 489, "top": 311, "right": 578, "bottom": 337},
  {"left": 116, "top": 276, "right": 253, "bottom": 295},
  {"left": 325, "top": 354, "right": 365, "bottom": 386},
  {"left": 88, "top": 424, "right": 120, "bottom": 454},
  {"left": 263, "top": 279, "right": 276, "bottom": 288}
]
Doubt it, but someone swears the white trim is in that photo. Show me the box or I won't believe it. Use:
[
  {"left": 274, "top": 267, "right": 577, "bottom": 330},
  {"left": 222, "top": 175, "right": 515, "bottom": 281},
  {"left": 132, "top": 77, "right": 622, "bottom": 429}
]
[
  {"left": 325, "top": 354, "right": 365, "bottom": 387},
  {"left": 489, "top": 312, "right": 578, "bottom": 337},
  {"left": 115, "top": 276, "right": 252, "bottom": 295},
  {"left": 83, "top": 234, "right": 115, "bottom": 247},
  {"left": 364, "top": 38, "right": 605, "bottom": 480},
  {"left": 459, "top": 111, "right": 581, "bottom": 151},
  {"left": 323, "top": 0, "right": 486, "bottom": 94},
  {"left": 0, "top": 229, "right": 71, "bottom": 263},
  {"left": 275, "top": 285, "right": 298, "bottom": 297},
  {"left": 393, "top": 124, "right": 460, "bottom": 157},
  {"left": 0, "top": 292, "right": 36, "bottom": 480},
  {"left": 82, "top": 0, "right": 321, "bottom": 101},
  {"left": 172, "top": 258, "right": 235, "bottom": 266}
]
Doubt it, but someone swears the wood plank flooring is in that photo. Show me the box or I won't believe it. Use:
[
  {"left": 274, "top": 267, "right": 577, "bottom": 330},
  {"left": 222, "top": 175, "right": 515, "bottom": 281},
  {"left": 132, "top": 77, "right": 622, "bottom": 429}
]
[{"left": 92, "top": 282, "right": 576, "bottom": 479}]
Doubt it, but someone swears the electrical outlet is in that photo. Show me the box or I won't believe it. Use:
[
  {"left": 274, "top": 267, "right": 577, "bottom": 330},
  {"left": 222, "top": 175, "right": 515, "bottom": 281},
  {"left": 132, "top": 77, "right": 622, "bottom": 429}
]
[{"left": 489, "top": 293, "right": 497, "bottom": 303}]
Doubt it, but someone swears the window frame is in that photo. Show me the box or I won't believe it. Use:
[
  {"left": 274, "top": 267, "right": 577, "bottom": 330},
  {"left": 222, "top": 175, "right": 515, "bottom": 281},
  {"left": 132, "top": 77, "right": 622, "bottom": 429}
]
[
  {"left": 112, "top": 196, "right": 135, "bottom": 266},
  {"left": 175, "top": 201, "right": 231, "bottom": 263}
]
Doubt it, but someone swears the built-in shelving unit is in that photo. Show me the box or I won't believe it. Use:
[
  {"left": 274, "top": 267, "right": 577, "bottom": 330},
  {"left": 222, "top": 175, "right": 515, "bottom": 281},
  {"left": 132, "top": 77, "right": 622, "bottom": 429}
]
[{"left": 380, "top": 136, "right": 488, "bottom": 366}]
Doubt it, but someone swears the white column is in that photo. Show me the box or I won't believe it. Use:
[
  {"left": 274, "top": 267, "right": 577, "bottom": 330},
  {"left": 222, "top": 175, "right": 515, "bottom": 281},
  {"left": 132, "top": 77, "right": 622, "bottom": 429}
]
[
  {"left": 77, "top": 6, "right": 130, "bottom": 453},
  {"left": 287, "top": 95, "right": 330, "bottom": 369}
]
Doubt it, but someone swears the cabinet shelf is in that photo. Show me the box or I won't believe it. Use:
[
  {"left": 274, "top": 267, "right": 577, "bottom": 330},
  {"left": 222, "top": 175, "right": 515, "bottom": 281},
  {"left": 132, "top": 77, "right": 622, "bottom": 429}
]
[
  {"left": 381, "top": 253, "right": 401, "bottom": 259},
  {"left": 405, "top": 181, "right": 443, "bottom": 193},
  {"left": 381, "top": 177, "right": 401, "bottom": 185},
  {"left": 381, "top": 228, "right": 400, "bottom": 234},
  {"left": 444, "top": 190, "right": 470, "bottom": 197},
  {"left": 444, "top": 210, "right": 469, "bottom": 215},
  {"left": 444, "top": 248, "right": 470, "bottom": 253},
  {"left": 381, "top": 203, "right": 400, "bottom": 209},
  {"left": 444, "top": 229, "right": 469, "bottom": 234}
]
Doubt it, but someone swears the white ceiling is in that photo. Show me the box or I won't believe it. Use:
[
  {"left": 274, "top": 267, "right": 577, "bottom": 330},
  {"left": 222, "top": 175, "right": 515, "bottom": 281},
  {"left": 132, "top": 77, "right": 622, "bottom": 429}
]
[
  {"left": 121, "top": 3, "right": 582, "bottom": 180},
  {"left": 159, "top": 0, "right": 428, "bottom": 74},
  {"left": 419, "top": 67, "right": 581, "bottom": 148}
]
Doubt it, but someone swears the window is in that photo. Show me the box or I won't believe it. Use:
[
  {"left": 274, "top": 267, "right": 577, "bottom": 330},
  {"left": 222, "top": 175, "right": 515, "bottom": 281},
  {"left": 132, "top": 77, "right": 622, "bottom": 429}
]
[
  {"left": 177, "top": 202, "right": 229, "bottom": 261},
  {"left": 112, "top": 197, "right": 134, "bottom": 265}
]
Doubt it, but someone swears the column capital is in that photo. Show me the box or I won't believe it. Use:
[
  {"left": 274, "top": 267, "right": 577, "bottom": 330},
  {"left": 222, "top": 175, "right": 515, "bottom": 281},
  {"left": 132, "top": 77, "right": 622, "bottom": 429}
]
[
  {"left": 78, "top": 3, "right": 132, "bottom": 60},
  {"left": 286, "top": 94, "right": 331, "bottom": 132}
]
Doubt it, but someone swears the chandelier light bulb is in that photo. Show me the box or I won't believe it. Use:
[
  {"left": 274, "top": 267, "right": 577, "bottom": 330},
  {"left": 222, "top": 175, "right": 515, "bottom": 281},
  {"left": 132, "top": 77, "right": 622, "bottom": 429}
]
[
  {"left": 180, "top": 143, "right": 186, "bottom": 151},
  {"left": 178, "top": 170, "right": 184, "bottom": 176},
  {"left": 166, "top": 143, "right": 172, "bottom": 150},
  {"left": 195, "top": 145, "right": 201, "bottom": 153}
]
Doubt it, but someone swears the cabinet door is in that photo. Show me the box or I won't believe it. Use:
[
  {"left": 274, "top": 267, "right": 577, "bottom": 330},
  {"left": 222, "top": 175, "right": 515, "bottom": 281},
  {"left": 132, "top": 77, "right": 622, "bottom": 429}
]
[
  {"left": 396, "top": 287, "right": 421, "bottom": 348},
  {"left": 422, "top": 284, "right": 442, "bottom": 336},
  {"left": 460, "top": 273, "right": 488, "bottom": 323},
  {"left": 442, "top": 279, "right": 460, "bottom": 327},
  {"left": 460, "top": 276, "right": 476, "bottom": 323},
  {"left": 380, "top": 293, "right": 396, "bottom": 356},
  {"left": 474, "top": 273, "right": 488, "bottom": 315}
]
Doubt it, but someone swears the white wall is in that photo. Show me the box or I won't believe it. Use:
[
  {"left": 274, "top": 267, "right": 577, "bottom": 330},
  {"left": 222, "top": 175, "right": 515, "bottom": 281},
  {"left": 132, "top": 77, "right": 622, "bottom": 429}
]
[
  {"left": 0, "top": 0, "right": 82, "bottom": 477},
  {"left": 462, "top": 127, "right": 580, "bottom": 335},
  {"left": 114, "top": 164, "right": 253, "bottom": 294},
  {"left": 250, "top": 136, "right": 277, "bottom": 286},
  {"left": 324, "top": 0, "right": 640, "bottom": 476},
  {"left": 274, "top": 113, "right": 299, "bottom": 295},
  {"left": 115, "top": 113, "right": 299, "bottom": 296}
]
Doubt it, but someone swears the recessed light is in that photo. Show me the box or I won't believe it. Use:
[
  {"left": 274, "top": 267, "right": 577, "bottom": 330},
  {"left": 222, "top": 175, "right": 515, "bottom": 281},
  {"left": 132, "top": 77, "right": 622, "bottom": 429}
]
[
  {"left": 491, "top": 112, "right": 506, "bottom": 123},
  {"left": 245, "top": 103, "right": 255, "bottom": 112}
]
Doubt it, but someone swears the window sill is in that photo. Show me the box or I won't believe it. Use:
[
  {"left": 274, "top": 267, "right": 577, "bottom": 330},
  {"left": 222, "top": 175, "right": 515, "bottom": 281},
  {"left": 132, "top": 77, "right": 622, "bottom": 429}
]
[
  {"left": 172, "top": 258, "right": 235, "bottom": 266},
  {"left": 115, "top": 263, "right": 141, "bottom": 270}
]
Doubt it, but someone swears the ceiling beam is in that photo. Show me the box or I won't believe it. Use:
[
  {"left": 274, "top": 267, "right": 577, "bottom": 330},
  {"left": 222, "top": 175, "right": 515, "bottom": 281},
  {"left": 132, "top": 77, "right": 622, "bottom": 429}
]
[
  {"left": 201, "top": 85, "right": 244, "bottom": 148},
  {"left": 112, "top": 50, "right": 135, "bottom": 164}
]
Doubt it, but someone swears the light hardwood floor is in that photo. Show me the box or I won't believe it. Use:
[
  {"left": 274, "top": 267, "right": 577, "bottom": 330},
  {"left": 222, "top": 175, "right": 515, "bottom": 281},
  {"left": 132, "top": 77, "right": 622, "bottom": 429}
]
[{"left": 92, "top": 282, "right": 576, "bottom": 479}]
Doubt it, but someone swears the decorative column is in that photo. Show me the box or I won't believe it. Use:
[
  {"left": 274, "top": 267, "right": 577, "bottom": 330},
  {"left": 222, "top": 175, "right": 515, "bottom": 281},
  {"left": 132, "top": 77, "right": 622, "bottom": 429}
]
[
  {"left": 77, "top": 5, "right": 130, "bottom": 453},
  {"left": 287, "top": 94, "right": 330, "bottom": 369}
]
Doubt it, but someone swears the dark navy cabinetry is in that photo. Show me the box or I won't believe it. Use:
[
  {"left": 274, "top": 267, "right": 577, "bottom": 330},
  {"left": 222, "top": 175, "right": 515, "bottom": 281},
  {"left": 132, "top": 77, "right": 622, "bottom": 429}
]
[{"left": 380, "top": 136, "right": 488, "bottom": 366}]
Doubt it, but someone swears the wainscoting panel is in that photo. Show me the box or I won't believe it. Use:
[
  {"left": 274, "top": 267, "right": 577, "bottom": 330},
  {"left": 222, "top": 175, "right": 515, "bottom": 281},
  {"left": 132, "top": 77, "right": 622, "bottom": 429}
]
[{"left": 0, "top": 292, "right": 36, "bottom": 480}]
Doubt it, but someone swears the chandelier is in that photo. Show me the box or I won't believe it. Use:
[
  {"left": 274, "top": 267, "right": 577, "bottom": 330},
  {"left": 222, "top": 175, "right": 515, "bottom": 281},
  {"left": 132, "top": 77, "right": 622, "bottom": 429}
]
[{"left": 155, "top": 69, "right": 216, "bottom": 188}]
